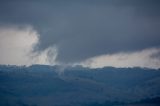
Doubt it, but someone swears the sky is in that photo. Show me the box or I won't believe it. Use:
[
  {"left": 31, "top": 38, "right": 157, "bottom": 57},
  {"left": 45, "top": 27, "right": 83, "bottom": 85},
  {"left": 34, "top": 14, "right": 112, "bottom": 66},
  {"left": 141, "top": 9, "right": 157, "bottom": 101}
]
[{"left": 0, "top": 0, "right": 160, "bottom": 69}]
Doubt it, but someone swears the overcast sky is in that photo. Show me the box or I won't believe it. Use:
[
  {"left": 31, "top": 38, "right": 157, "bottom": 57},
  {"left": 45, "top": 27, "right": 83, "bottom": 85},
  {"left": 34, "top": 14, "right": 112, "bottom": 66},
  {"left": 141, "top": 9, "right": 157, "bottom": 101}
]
[{"left": 0, "top": 0, "right": 160, "bottom": 68}]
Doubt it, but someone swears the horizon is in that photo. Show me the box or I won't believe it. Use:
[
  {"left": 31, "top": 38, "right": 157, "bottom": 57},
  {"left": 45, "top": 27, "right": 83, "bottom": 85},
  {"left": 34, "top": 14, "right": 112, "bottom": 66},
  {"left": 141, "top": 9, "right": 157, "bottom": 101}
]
[{"left": 0, "top": 64, "right": 159, "bottom": 70}]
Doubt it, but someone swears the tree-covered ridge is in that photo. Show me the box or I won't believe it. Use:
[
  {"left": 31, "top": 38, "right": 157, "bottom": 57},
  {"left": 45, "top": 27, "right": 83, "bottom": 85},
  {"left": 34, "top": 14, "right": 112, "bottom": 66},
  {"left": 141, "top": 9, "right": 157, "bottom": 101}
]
[{"left": 0, "top": 65, "right": 160, "bottom": 106}]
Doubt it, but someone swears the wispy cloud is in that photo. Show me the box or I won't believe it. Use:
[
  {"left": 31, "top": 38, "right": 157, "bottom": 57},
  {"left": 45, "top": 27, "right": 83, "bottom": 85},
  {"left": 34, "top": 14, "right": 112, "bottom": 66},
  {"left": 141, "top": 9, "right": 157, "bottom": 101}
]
[{"left": 81, "top": 48, "right": 160, "bottom": 69}]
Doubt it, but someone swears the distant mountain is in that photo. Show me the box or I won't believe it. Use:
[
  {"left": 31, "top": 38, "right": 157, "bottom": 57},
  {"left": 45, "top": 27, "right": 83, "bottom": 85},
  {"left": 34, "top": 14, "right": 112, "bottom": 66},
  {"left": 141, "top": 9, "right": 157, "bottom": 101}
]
[{"left": 0, "top": 65, "right": 160, "bottom": 106}]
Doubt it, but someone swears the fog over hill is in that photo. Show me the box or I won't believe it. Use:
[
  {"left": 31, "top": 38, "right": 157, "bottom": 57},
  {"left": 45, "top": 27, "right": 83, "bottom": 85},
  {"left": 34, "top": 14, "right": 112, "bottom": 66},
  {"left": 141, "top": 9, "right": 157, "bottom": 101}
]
[{"left": 0, "top": 65, "right": 160, "bottom": 106}]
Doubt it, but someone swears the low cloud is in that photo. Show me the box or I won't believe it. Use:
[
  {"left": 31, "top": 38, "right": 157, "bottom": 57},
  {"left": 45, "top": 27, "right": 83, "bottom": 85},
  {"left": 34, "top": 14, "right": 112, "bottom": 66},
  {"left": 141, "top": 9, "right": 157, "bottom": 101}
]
[
  {"left": 0, "top": 26, "right": 160, "bottom": 69},
  {"left": 81, "top": 48, "right": 160, "bottom": 69},
  {"left": 32, "top": 46, "right": 58, "bottom": 65},
  {"left": 0, "top": 26, "right": 57, "bottom": 66},
  {"left": 0, "top": 1, "right": 160, "bottom": 63}
]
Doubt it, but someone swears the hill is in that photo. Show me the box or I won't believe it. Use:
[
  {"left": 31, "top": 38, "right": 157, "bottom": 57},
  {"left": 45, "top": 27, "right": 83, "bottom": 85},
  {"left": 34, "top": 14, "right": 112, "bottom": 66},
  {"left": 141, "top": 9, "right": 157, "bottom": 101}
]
[{"left": 0, "top": 65, "right": 160, "bottom": 106}]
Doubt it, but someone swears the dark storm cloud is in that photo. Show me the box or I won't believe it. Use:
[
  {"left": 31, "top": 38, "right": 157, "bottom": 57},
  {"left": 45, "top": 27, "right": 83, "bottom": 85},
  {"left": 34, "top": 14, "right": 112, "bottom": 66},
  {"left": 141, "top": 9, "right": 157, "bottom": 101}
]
[{"left": 0, "top": 0, "right": 160, "bottom": 63}]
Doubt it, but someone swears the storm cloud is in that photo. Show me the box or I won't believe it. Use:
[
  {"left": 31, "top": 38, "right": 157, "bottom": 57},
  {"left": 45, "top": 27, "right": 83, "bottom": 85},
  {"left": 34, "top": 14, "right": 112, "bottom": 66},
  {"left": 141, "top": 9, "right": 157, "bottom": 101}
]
[{"left": 0, "top": 0, "right": 160, "bottom": 66}]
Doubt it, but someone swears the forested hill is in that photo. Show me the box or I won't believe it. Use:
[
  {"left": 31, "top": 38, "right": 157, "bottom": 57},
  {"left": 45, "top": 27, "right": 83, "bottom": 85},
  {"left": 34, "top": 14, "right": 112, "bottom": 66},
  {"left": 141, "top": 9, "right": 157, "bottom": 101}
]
[{"left": 0, "top": 65, "right": 160, "bottom": 106}]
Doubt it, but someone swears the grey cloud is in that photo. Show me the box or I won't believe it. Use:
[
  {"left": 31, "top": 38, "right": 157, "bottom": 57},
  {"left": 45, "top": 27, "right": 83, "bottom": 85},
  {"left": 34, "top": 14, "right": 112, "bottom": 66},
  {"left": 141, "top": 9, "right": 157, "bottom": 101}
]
[{"left": 0, "top": 0, "right": 160, "bottom": 63}]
